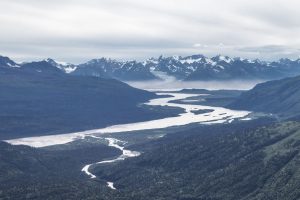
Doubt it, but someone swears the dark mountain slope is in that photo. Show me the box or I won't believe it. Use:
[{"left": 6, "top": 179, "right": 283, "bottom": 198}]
[
  {"left": 94, "top": 121, "right": 300, "bottom": 200},
  {"left": 21, "top": 60, "right": 65, "bottom": 75},
  {"left": 0, "top": 141, "right": 119, "bottom": 200},
  {"left": 228, "top": 75, "right": 300, "bottom": 118},
  {"left": 0, "top": 70, "right": 180, "bottom": 140}
]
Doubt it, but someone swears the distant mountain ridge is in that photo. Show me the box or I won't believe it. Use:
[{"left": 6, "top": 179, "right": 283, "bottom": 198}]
[{"left": 1, "top": 55, "right": 300, "bottom": 81}]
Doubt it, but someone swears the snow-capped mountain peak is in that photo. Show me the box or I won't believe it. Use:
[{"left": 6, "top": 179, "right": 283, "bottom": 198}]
[
  {"left": 212, "top": 55, "right": 233, "bottom": 64},
  {"left": 2, "top": 54, "right": 300, "bottom": 82},
  {"left": 0, "top": 55, "right": 20, "bottom": 68},
  {"left": 180, "top": 56, "right": 205, "bottom": 64},
  {"left": 44, "top": 58, "right": 77, "bottom": 73}
]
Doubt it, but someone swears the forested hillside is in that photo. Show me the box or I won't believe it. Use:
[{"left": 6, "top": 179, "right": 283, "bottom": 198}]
[
  {"left": 2, "top": 120, "right": 300, "bottom": 199},
  {"left": 0, "top": 65, "right": 181, "bottom": 140},
  {"left": 229, "top": 75, "right": 300, "bottom": 119},
  {"left": 93, "top": 120, "right": 300, "bottom": 200}
]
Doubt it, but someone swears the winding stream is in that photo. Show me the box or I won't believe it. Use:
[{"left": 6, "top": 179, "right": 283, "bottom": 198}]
[{"left": 81, "top": 137, "right": 140, "bottom": 190}]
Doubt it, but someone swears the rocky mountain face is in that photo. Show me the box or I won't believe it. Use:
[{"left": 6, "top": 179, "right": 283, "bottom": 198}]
[
  {"left": 72, "top": 55, "right": 300, "bottom": 81},
  {"left": 73, "top": 58, "right": 157, "bottom": 81}
]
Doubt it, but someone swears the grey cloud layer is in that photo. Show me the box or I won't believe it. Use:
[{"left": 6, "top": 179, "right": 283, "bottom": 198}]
[{"left": 0, "top": 0, "right": 299, "bottom": 63}]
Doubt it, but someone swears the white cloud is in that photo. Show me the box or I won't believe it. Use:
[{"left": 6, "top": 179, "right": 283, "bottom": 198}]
[{"left": 0, "top": 0, "right": 300, "bottom": 63}]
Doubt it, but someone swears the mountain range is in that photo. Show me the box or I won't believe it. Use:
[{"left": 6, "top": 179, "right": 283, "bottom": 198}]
[{"left": 1, "top": 55, "right": 300, "bottom": 81}]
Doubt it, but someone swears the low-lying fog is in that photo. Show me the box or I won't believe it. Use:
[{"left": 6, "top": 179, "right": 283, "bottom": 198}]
[{"left": 126, "top": 80, "right": 265, "bottom": 91}]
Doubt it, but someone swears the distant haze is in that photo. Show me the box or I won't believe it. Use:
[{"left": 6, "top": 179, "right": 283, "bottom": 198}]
[
  {"left": 0, "top": 0, "right": 300, "bottom": 63},
  {"left": 127, "top": 80, "right": 263, "bottom": 91}
]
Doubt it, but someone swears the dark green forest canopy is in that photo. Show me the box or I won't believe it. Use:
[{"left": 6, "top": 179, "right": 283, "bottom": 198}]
[
  {"left": 94, "top": 120, "right": 300, "bottom": 200},
  {"left": 1, "top": 120, "right": 300, "bottom": 200}
]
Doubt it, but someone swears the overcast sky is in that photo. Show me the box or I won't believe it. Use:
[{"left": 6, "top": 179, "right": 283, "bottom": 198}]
[{"left": 1, "top": 0, "right": 300, "bottom": 63}]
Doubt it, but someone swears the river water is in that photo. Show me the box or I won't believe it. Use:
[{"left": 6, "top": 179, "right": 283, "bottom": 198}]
[
  {"left": 6, "top": 92, "right": 250, "bottom": 147},
  {"left": 6, "top": 91, "right": 251, "bottom": 190},
  {"left": 81, "top": 137, "right": 140, "bottom": 189}
]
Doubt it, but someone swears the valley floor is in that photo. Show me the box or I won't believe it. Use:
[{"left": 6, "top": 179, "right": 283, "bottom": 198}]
[
  {"left": 6, "top": 91, "right": 251, "bottom": 147},
  {"left": 3, "top": 89, "right": 295, "bottom": 200}
]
